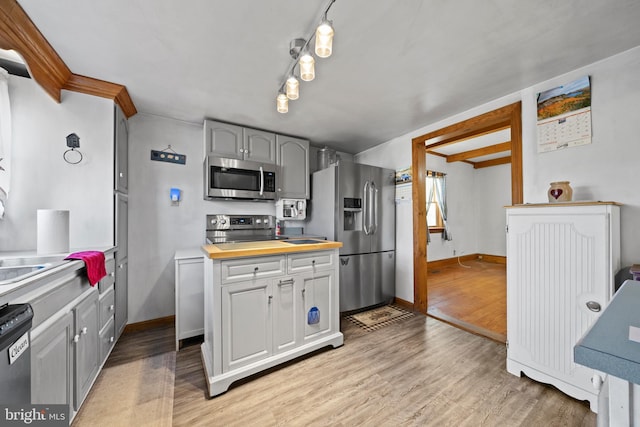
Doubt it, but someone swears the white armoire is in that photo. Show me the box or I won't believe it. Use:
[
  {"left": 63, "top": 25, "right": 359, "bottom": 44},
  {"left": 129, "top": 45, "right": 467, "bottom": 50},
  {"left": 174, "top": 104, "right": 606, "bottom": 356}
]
[{"left": 505, "top": 202, "right": 621, "bottom": 412}]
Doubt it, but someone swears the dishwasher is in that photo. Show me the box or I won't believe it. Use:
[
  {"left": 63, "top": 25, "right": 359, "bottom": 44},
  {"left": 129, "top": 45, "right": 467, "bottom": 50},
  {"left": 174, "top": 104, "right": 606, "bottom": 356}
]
[{"left": 0, "top": 303, "right": 34, "bottom": 404}]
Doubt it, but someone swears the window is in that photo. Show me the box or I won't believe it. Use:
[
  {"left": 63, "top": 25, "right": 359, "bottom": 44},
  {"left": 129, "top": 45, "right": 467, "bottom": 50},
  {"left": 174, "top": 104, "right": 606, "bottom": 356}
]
[{"left": 426, "top": 172, "right": 446, "bottom": 233}]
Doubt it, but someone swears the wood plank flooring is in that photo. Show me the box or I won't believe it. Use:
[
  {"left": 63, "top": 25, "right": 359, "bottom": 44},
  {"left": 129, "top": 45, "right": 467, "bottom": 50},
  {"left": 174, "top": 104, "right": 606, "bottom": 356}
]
[
  {"left": 427, "top": 259, "right": 507, "bottom": 342},
  {"left": 77, "top": 313, "right": 596, "bottom": 426}
]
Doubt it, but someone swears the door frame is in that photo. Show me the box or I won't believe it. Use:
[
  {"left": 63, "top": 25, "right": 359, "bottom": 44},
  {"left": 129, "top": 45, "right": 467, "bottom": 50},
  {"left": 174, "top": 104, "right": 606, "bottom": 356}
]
[{"left": 410, "top": 102, "right": 523, "bottom": 314}]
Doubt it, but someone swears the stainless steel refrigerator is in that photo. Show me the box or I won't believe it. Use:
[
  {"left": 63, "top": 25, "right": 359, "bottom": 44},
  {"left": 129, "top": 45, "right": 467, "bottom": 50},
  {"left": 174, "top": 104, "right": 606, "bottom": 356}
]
[{"left": 306, "top": 162, "right": 395, "bottom": 312}]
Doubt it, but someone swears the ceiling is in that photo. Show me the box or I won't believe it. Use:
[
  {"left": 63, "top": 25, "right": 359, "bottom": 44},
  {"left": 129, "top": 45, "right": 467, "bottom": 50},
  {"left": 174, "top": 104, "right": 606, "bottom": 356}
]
[{"left": 15, "top": 0, "right": 640, "bottom": 154}]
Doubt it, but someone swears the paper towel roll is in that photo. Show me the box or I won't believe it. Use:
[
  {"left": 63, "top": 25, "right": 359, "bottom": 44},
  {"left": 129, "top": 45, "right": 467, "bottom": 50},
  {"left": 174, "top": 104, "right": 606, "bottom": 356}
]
[{"left": 37, "top": 209, "right": 69, "bottom": 254}]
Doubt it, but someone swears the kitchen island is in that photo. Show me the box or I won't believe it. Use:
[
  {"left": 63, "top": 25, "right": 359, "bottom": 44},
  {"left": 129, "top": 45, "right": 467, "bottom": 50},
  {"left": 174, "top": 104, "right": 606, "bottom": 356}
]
[{"left": 200, "top": 239, "right": 344, "bottom": 397}]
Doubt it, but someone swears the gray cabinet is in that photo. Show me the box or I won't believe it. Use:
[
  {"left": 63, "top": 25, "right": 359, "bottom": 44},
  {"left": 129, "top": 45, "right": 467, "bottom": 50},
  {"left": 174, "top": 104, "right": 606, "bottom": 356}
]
[
  {"left": 204, "top": 120, "right": 276, "bottom": 163},
  {"left": 115, "top": 190, "right": 128, "bottom": 338},
  {"left": 276, "top": 135, "right": 309, "bottom": 199},
  {"left": 203, "top": 249, "right": 343, "bottom": 396},
  {"left": 175, "top": 250, "right": 204, "bottom": 351},
  {"left": 98, "top": 286, "right": 116, "bottom": 363},
  {"left": 115, "top": 259, "right": 128, "bottom": 338},
  {"left": 115, "top": 104, "right": 129, "bottom": 194},
  {"left": 221, "top": 279, "right": 272, "bottom": 372},
  {"left": 74, "top": 290, "right": 99, "bottom": 411},
  {"left": 31, "top": 311, "right": 74, "bottom": 407},
  {"left": 115, "top": 193, "right": 128, "bottom": 261}
]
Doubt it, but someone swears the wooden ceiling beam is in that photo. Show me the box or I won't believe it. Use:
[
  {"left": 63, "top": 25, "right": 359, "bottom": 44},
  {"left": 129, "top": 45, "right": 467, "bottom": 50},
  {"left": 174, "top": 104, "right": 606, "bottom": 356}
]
[
  {"left": 414, "top": 102, "right": 518, "bottom": 147},
  {"left": 446, "top": 141, "right": 511, "bottom": 163},
  {"left": 0, "top": 0, "right": 137, "bottom": 117},
  {"left": 473, "top": 156, "right": 511, "bottom": 169},
  {"left": 424, "top": 120, "right": 511, "bottom": 150}
]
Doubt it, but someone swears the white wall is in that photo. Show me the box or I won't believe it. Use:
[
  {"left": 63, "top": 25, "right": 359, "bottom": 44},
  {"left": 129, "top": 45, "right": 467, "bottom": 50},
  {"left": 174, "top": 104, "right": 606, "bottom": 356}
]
[
  {"left": 474, "top": 164, "right": 511, "bottom": 256},
  {"left": 357, "top": 46, "right": 640, "bottom": 304},
  {"left": 0, "top": 75, "right": 113, "bottom": 251},
  {"left": 127, "top": 113, "right": 275, "bottom": 323}
]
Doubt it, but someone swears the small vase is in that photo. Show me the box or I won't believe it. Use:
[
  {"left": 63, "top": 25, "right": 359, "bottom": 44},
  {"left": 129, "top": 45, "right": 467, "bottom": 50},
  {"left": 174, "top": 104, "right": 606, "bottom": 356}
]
[{"left": 548, "top": 181, "right": 573, "bottom": 203}]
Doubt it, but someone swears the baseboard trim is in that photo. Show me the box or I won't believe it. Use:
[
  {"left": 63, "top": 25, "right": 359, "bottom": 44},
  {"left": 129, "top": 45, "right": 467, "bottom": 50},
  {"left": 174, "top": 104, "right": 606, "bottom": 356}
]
[
  {"left": 479, "top": 254, "right": 506, "bottom": 264},
  {"left": 123, "top": 315, "right": 175, "bottom": 334},
  {"left": 427, "top": 253, "right": 478, "bottom": 269},
  {"left": 427, "top": 307, "right": 506, "bottom": 344}
]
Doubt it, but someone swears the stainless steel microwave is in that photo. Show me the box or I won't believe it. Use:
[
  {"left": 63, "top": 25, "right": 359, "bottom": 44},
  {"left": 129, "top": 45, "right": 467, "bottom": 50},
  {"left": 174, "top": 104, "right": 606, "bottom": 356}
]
[{"left": 204, "top": 156, "right": 277, "bottom": 200}]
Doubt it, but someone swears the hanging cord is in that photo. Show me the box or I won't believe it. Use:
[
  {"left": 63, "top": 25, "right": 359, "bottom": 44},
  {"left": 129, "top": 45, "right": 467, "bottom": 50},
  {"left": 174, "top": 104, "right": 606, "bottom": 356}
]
[{"left": 458, "top": 255, "right": 471, "bottom": 268}]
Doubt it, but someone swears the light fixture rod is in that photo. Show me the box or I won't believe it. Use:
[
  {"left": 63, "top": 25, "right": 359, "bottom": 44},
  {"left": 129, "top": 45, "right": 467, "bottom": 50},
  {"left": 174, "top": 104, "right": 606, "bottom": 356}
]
[{"left": 276, "top": 0, "right": 337, "bottom": 97}]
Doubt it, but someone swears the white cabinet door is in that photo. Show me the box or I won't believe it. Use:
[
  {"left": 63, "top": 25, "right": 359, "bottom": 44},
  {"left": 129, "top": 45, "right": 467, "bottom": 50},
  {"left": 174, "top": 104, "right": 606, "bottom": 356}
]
[
  {"left": 506, "top": 204, "right": 619, "bottom": 410},
  {"left": 244, "top": 128, "right": 276, "bottom": 164},
  {"left": 276, "top": 135, "right": 309, "bottom": 199},
  {"left": 175, "top": 255, "right": 204, "bottom": 350},
  {"left": 273, "top": 277, "right": 297, "bottom": 353},
  {"left": 221, "top": 280, "right": 272, "bottom": 372},
  {"left": 299, "top": 270, "right": 334, "bottom": 342}
]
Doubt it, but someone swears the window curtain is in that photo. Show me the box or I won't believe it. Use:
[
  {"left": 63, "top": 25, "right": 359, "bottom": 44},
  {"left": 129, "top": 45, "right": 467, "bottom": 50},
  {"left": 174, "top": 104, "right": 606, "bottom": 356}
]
[
  {"left": 425, "top": 176, "right": 435, "bottom": 244},
  {"left": 0, "top": 67, "right": 11, "bottom": 219},
  {"left": 434, "top": 175, "right": 452, "bottom": 241}
]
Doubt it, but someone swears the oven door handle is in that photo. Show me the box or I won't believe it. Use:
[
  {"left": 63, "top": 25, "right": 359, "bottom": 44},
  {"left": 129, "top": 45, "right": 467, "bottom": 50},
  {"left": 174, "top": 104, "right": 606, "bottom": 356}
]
[{"left": 259, "top": 166, "right": 264, "bottom": 196}]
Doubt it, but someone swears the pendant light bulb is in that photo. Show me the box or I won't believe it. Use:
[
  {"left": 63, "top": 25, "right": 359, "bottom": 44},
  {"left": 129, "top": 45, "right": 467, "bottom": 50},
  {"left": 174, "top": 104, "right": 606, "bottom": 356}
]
[
  {"left": 276, "top": 92, "right": 288, "bottom": 113},
  {"left": 315, "top": 20, "right": 334, "bottom": 58},
  {"left": 286, "top": 75, "right": 299, "bottom": 100},
  {"left": 299, "top": 51, "right": 315, "bottom": 82}
]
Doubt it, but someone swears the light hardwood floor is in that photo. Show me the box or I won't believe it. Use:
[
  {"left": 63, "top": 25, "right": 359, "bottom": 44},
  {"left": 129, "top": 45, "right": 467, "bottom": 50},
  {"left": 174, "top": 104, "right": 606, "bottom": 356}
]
[
  {"left": 428, "top": 259, "right": 507, "bottom": 342},
  {"left": 77, "top": 312, "right": 596, "bottom": 426}
]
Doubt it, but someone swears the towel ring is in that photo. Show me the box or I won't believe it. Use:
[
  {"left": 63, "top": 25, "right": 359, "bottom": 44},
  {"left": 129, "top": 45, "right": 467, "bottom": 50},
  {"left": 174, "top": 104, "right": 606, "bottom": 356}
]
[{"left": 63, "top": 148, "right": 83, "bottom": 164}]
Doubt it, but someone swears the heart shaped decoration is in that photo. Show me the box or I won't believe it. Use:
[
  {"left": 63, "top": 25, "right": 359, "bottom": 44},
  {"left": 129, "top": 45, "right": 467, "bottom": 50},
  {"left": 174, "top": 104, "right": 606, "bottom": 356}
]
[{"left": 550, "top": 189, "right": 563, "bottom": 199}]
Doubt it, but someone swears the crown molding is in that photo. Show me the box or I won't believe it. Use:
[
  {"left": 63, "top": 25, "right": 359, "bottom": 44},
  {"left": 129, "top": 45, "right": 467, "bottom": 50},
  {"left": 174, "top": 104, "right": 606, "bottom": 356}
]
[{"left": 0, "top": 0, "right": 137, "bottom": 117}]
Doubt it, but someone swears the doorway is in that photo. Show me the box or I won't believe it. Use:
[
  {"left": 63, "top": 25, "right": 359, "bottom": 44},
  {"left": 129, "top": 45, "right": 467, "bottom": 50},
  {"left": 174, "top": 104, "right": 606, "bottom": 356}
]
[{"left": 410, "top": 102, "right": 523, "bottom": 339}]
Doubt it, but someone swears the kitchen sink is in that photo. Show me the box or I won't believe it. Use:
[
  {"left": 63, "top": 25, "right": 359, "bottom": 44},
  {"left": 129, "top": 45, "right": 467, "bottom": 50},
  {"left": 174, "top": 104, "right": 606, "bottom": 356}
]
[
  {"left": 0, "top": 256, "right": 69, "bottom": 285},
  {"left": 282, "top": 239, "right": 324, "bottom": 245}
]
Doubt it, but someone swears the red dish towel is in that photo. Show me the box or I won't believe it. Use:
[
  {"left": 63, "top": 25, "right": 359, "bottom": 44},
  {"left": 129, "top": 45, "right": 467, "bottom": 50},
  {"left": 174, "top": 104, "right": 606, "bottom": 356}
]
[{"left": 65, "top": 251, "right": 107, "bottom": 286}]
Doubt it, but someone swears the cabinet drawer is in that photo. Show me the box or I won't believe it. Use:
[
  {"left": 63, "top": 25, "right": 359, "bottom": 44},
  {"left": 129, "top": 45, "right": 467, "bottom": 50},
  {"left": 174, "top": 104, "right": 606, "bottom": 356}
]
[
  {"left": 99, "top": 317, "right": 115, "bottom": 364},
  {"left": 288, "top": 251, "right": 334, "bottom": 273},
  {"left": 221, "top": 256, "right": 286, "bottom": 283},
  {"left": 98, "top": 286, "right": 115, "bottom": 329},
  {"left": 98, "top": 258, "right": 116, "bottom": 293}
]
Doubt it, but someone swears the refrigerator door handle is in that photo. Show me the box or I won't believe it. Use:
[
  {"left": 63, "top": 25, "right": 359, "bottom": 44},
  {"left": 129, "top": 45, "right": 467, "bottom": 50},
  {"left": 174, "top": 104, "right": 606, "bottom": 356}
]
[
  {"left": 371, "top": 181, "right": 378, "bottom": 234},
  {"left": 363, "top": 181, "right": 370, "bottom": 235}
]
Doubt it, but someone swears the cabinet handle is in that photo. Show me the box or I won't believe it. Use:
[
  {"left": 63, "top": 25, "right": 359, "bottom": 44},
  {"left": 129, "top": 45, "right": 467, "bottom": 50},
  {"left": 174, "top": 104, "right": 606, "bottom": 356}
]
[
  {"left": 302, "top": 289, "right": 306, "bottom": 298},
  {"left": 119, "top": 172, "right": 124, "bottom": 178},
  {"left": 268, "top": 295, "right": 273, "bottom": 304},
  {"left": 586, "top": 301, "right": 601, "bottom": 312},
  {"left": 311, "top": 260, "right": 316, "bottom": 266},
  {"left": 591, "top": 374, "right": 604, "bottom": 390},
  {"left": 109, "top": 305, "right": 115, "bottom": 312},
  {"left": 110, "top": 272, "right": 115, "bottom": 277},
  {"left": 73, "top": 334, "right": 80, "bottom": 343},
  {"left": 81, "top": 327, "right": 88, "bottom": 335},
  {"left": 254, "top": 267, "right": 259, "bottom": 273},
  {"left": 109, "top": 336, "right": 115, "bottom": 343},
  {"left": 278, "top": 278, "right": 294, "bottom": 285},
  {"left": 119, "top": 264, "right": 124, "bottom": 269}
]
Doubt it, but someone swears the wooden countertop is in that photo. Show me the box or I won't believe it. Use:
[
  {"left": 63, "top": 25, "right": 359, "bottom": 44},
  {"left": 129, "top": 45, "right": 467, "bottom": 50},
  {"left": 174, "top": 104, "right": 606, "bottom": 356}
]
[
  {"left": 202, "top": 239, "right": 343, "bottom": 260},
  {"left": 505, "top": 201, "right": 621, "bottom": 208}
]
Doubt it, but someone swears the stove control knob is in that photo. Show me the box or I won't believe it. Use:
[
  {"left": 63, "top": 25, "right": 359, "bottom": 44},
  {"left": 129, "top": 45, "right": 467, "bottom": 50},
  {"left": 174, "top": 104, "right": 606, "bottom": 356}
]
[
  {"left": 220, "top": 219, "right": 227, "bottom": 225},
  {"left": 256, "top": 219, "right": 262, "bottom": 224},
  {"left": 210, "top": 219, "right": 217, "bottom": 225}
]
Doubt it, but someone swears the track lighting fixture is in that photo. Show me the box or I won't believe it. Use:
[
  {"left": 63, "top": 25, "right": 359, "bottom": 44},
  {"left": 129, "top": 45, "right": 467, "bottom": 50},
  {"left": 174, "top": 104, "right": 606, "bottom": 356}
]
[{"left": 275, "top": 0, "right": 337, "bottom": 113}]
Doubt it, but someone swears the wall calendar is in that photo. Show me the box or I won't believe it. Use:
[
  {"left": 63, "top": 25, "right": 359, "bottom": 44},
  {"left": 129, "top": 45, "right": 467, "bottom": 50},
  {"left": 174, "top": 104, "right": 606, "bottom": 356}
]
[{"left": 536, "top": 76, "right": 592, "bottom": 153}]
